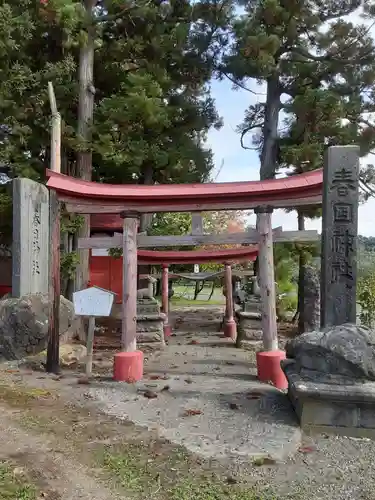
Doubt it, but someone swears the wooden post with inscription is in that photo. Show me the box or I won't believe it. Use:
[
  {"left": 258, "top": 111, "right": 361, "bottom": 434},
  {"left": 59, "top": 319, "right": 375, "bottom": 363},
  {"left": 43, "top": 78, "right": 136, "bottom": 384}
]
[
  {"left": 113, "top": 212, "right": 144, "bottom": 382},
  {"left": 46, "top": 82, "right": 61, "bottom": 374},
  {"left": 321, "top": 145, "right": 360, "bottom": 328},
  {"left": 161, "top": 264, "right": 172, "bottom": 337},
  {"left": 223, "top": 263, "right": 236, "bottom": 339}
]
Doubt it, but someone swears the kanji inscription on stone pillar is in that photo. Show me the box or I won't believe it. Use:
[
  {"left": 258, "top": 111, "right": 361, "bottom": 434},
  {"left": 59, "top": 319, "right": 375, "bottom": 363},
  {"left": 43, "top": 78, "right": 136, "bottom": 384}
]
[{"left": 321, "top": 145, "right": 360, "bottom": 328}]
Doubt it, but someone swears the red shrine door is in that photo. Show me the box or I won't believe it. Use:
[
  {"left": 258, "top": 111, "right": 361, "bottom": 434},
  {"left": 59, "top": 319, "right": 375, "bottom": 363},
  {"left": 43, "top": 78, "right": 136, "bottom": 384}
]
[{"left": 89, "top": 252, "right": 123, "bottom": 303}]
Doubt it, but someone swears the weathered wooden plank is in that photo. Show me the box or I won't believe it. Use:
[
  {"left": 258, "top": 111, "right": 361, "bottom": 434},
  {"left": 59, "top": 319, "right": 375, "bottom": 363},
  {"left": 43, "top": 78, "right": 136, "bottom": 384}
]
[
  {"left": 46, "top": 82, "right": 61, "bottom": 374},
  {"left": 78, "top": 229, "right": 319, "bottom": 250},
  {"left": 62, "top": 194, "right": 322, "bottom": 214}
]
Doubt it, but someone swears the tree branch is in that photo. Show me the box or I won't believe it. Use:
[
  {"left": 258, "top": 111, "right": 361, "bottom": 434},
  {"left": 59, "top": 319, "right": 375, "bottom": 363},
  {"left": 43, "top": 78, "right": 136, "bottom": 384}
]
[
  {"left": 94, "top": 1, "right": 151, "bottom": 24},
  {"left": 222, "top": 72, "right": 265, "bottom": 96},
  {"left": 240, "top": 123, "right": 263, "bottom": 150}
]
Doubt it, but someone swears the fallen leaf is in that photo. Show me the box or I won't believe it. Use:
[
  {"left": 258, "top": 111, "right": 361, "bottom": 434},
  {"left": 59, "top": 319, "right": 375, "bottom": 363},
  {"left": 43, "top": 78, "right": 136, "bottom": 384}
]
[
  {"left": 226, "top": 476, "right": 237, "bottom": 485},
  {"left": 77, "top": 376, "right": 90, "bottom": 385},
  {"left": 246, "top": 392, "right": 263, "bottom": 400},
  {"left": 188, "top": 340, "right": 199, "bottom": 345},
  {"left": 229, "top": 402, "right": 240, "bottom": 410},
  {"left": 182, "top": 409, "right": 202, "bottom": 417},
  {"left": 144, "top": 390, "right": 158, "bottom": 399},
  {"left": 161, "top": 385, "right": 170, "bottom": 391},
  {"left": 298, "top": 446, "right": 316, "bottom": 454},
  {"left": 149, "top": 375, "right": 161, "bottom": 380},
  {"left": 185, "top": 377, "right": 193, "bottom": 384}
]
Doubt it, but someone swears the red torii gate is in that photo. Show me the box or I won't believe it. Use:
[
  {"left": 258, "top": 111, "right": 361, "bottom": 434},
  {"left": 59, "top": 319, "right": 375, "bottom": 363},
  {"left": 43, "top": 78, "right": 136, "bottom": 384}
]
[
  {"left": 89, "top": 218, "right": 258, "bottom": 339},
  {"left": 46, "top": 167, "right": 322, "bottom": 387}
]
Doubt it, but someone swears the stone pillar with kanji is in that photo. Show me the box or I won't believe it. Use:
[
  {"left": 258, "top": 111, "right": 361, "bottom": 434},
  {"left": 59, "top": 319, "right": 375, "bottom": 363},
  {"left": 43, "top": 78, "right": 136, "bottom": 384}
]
[{"left": 321, "top": 145, "right": 360, "bottom": 327}]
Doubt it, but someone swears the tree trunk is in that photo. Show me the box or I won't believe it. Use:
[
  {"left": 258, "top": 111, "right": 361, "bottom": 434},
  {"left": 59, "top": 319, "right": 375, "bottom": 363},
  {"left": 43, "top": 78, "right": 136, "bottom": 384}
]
[
  {"left": 138, "top": 163, "right": 154, "bottom": 288},
  {"left": 260, "top": 76, "right": 280, "bottom": 180},
  {"left": 297, "top": 211, "right": 306, "bottom": 334},
  {"left": 75, "top": 0, "right": 96, "bottom": 295},
  {"left": 74, "top": 1, "right": 96, "bottom": 341},
  {"left": 256, "top": 74, "right": 281, "bottom": 351}
]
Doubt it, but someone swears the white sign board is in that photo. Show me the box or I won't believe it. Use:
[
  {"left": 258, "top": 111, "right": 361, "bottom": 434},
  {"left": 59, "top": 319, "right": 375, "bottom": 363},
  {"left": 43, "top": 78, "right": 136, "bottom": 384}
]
[
  {"left": 194, "top": 264, "right": 200, "bottom": 274},
  {"left": 73, "top": 286, "right": 115, "bottom": 317},
  {"left": 92, "top": 248, "right": 109, "bottom": 256}
]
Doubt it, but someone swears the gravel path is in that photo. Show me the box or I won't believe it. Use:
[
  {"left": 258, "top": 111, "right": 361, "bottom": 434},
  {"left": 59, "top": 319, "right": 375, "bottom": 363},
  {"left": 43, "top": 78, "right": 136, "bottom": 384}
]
[{"left": 1, "top": 305, "right": 375, "bottom": 499}]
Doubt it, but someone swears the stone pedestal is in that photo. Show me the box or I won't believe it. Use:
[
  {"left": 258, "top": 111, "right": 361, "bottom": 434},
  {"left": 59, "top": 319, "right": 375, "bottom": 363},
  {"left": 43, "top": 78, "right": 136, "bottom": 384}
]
[
  {"left": 236, "top": 310, "right": 262, "bottom": 344},
  {"left": 136, "top": 299, "right": 165, "bottom": 346},
  {"left": 283, "top": 323, "right": 375, "bottom": 437},
  {"left": 283, "top": 359, "right": 375, "bottom": 438}
]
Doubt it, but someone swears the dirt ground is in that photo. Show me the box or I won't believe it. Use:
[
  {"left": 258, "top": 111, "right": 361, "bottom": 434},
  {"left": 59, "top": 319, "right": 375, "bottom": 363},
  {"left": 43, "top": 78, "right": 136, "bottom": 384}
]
[{"left": 0, "top": 306, "right": 374, "bottom": 500}]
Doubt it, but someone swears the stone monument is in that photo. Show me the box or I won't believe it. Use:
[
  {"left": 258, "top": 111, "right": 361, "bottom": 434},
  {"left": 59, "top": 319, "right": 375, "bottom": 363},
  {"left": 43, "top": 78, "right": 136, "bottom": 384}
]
[
  {"left": 282, "top": 145, "right": 374, "bottom": 437},
  {"left": 320, "top": 145, "right": 358, "bottom": 327},
  {"left": 12, "top": 178, "right": 49, "bottom": 297}
]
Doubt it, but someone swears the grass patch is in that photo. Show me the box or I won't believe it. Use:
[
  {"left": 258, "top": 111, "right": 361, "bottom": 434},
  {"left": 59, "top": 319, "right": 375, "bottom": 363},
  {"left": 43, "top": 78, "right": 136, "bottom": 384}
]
[
  {"left": 0, "top": 379, "right": 276, "bottom": 500},
  {"left": 0, "top": 462, "right": 38, "bottom": 499},
  {"left": 98, "top": 447, "right": 271, "bottom": 500},
  {"left": 170, "top": 296, "right": 224, "bottom": 306}
]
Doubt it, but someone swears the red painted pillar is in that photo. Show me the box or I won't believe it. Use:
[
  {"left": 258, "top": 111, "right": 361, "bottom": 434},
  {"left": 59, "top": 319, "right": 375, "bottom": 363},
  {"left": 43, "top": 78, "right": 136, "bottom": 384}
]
[
  {"left": 161, "top": 264, "right": 172, "bottom": 337},
  {"left": 113, "top": 211, "right": 143, "bottom": 382},
  {"left": 223, "top": 262, "right": 236, "bottom": 340}
]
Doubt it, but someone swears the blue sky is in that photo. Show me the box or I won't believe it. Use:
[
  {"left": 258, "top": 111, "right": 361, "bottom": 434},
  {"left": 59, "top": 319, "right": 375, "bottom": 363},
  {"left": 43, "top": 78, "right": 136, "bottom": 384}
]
[{"left": 205, "top": 77, "right": 375, "bottom": 236}]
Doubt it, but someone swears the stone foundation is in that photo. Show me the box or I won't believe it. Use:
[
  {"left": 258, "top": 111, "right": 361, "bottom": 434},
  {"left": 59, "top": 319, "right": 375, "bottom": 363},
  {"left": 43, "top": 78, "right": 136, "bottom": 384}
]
[
  {"left": 136, "top": 299, "right": 165, "bottom": 346},
  {"left": 235, "top": 310, "right": 262, "bottom": 345},
  {"left": 283, "top": 359, "right": 375, "bottom": 438}
]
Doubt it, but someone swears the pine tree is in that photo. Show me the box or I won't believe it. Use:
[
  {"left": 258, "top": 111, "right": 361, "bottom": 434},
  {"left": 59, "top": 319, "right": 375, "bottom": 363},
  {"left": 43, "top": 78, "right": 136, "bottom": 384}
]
[{"left": 224, "top": 0, "right": 375, "bottom": 331}]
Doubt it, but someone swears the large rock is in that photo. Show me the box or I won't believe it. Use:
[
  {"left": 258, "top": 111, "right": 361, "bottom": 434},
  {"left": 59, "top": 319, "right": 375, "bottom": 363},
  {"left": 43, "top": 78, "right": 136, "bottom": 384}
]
[
  {"left": 286, "top": 323, "right": 375, "bottom": 381},
  {"left": 0, "top": 293, "right": 79, "bottom": 360}
]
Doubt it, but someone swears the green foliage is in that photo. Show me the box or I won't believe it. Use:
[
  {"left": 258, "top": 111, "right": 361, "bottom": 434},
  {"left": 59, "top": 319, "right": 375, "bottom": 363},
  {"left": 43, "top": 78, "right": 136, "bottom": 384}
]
[
  {"left": 60, "top": 212, "right": 84, "bottom": 234},
  {"left": 60, "top": 251, "right": 80, "bottom": 279},
  {"left": 0, "top": 0, "right": 228, "bottom": 244},
  {"left": 358, "top": 275, "right": 375, "bottom": 328}
]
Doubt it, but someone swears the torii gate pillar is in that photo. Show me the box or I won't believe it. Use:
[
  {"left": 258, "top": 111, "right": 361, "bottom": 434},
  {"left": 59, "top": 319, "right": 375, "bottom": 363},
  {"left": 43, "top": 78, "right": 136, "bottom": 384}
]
[
  {"left": 224, "top": 263, "right": 237, "bottom": 340},
  {"left": 255, "top": 206, "right": 287, "bottom": 389},
  {"left": 161, "top": 264, "right": 172, "bottom": 337},
  {"left": 113, "top": 212, "right": 144, "bottom": 382}
]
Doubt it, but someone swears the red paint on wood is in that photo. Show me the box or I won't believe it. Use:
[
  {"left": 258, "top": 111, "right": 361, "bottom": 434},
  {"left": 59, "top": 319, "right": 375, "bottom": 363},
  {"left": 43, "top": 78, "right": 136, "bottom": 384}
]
[
  {"left": 256, "top": 351, "right": 288, "bottom": 390},
  {"left": 113, "top": 350, "right": 144, "bottom": 382},
  {"left": 0, "top": 285, "right": 11, "bottom": 297},
  {"left": 46, "top": 169, "right": 323, "bottom": 212}
]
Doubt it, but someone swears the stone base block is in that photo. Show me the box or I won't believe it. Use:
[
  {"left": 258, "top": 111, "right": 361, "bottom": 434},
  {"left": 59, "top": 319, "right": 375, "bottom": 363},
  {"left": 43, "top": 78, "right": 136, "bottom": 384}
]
[
  {"left": 113, "top": 350, "right": 144, "bottom": 382},
  {"left": 257, "top": 350, "right": 288, "bottom": 389},
  {"left": 136, "top": 313, "right": 165, "bottom": 344},
  {"left": 283, "top": 360, "right": 375, "bottom": 438},
  {"left": 163, "top": 323, "right": 172, "bottom": 337},
  {"left": 236, "top": 311, "right": 262, "bottom": 344},
  {"left": 224, "top": 319, "right": 236, "bottom": 339}
]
